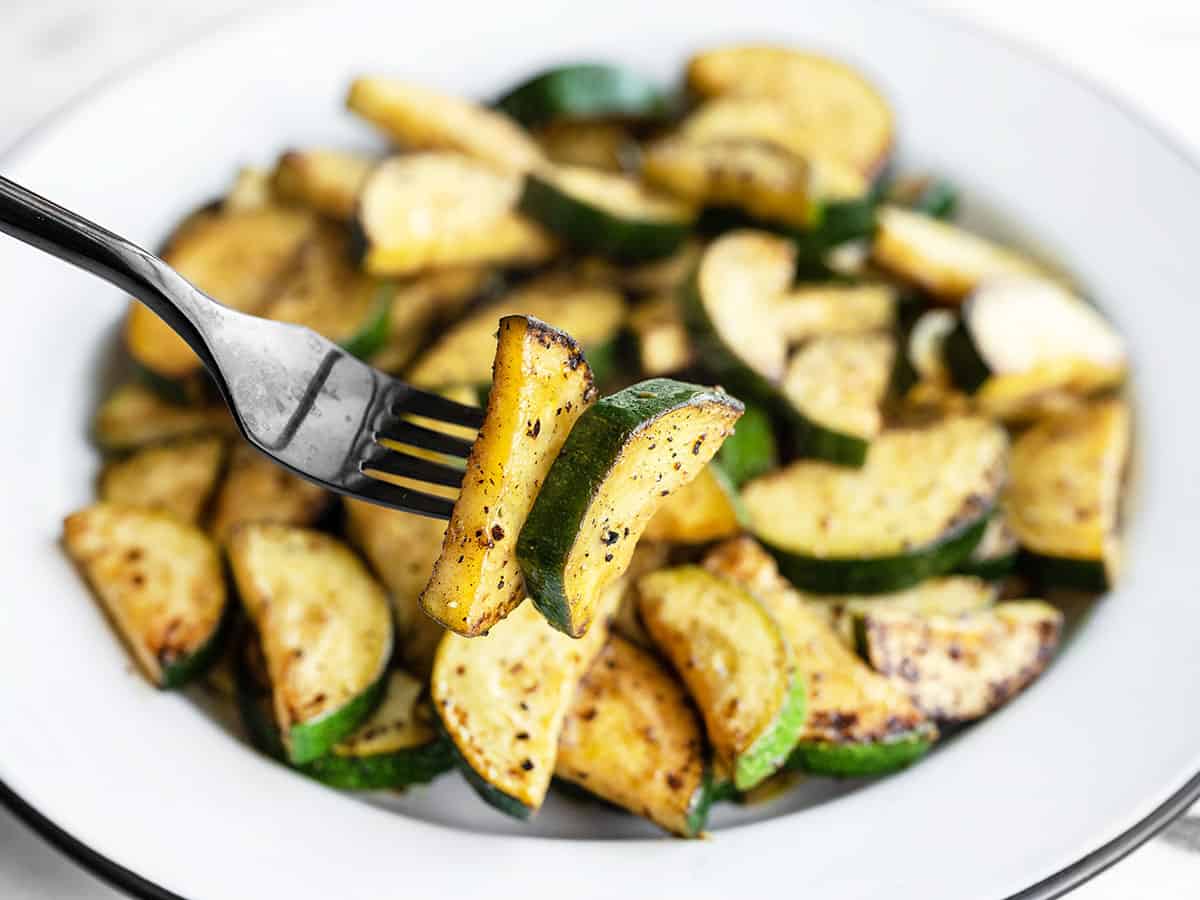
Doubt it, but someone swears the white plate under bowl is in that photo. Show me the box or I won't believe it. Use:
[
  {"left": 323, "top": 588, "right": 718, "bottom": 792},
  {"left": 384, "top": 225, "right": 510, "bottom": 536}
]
[{"left": 2, "top": 2, "right": 1199, "bottom": 898}]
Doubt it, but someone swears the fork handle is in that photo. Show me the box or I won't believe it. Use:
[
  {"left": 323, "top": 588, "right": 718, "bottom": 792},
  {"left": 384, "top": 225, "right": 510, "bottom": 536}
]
[{"left": 0, "top": 174, "right": 220, "bottom": 370}]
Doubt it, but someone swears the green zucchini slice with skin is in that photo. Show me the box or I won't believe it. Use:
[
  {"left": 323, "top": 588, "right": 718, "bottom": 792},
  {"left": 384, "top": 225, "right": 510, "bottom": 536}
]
[
  {"left": 954, "top": 513, "right": 1019, "bottom": 581},
  {"left": 98, "top": 435, "right": 225, "bottom": 524},
  {"left": 271, "top": 148, "right": 374, "bottom": 221},
  {"left": 520, "top": 165, "right": 694, "bottom": 262},
  {"left": 534, "top": 121, "right": 636, "bottom": 172},
  {"left": 637, "top": 566, "right": 806, "bottom": 791},
  {"left": 63, "top": 503, "right": 229, "bottom": 689},
  {"left": 642, "top": 461, "right": 746, "bottom": 544},
  {"left": 346, "top": 77, "right": 544, "bottom": 172},
  {"left": 703, "top": 538, "right": 935, "bottom": 778},
  {"left": 856, "top": 601, "right": 1063, "bottom": 722},
  {"left": 685, "top": 46, "right": 894, "bottom": 176},
  {"left": 235, "top": 638, "right": 453, "bottom": 789},
  {"left": 1008, "top": 400, "right": 1130, "bottom": 592},
  {"left": 681, "top": 230, "right": 795, "bottom": 401},
  {"left": 556, "top": 636, "right": 714, "bottom": 837},
  {"left": 354, "top": 153, "right": 558, "bottom": 277},
  {"left": 344, "top": 498, "right": 448, "bottom": 679},
  {"left": 228, "top": 524, "right": 393, "bottom": 765},
  {"left": 495, "top": 63, "right": 669, "bottom": 127},
  {"left": 773, "top": 283, "right": 896, "bottom": 345},
  {"left": 407, "top": 273, "right": 625, "bottom": 389},
  {"left": 820, "top": 575, "right": 998, "bottom": 648},
  {"left": 421, "top": 316, "right": 597, "bottom": 636},
  {"left": 871, "top": 206, "right": 1044, "bottom": 302},
  {"left": 781, "top": 332, "right": 895, "bottom": 467},
  {"left": 517, "top": 379, "right": 743, "bottom": 637},
  {"left": 716, "top": 403, "right": 778, "bottom": 489},
  {"left": 209, "top": 443, "right": 331, "bottom": 546},
  {"left": 432, "top": 598, "right": 611, "bottom": 819},
  {"left": 942, "top": 276, "right": 1127, "bottom": 400},
  {"left": 743, "top": 416, "right": 1008, "bottom": 594},
  {"left": 93, "top": 383, "right": 233, "bottom": 453}
]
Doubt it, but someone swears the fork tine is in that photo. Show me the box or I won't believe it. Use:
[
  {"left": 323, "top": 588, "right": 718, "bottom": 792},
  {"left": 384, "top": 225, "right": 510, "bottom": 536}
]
[
  {"left": 352, "top": 477, "right": 457, "bottom": 520},
  {"left": 361, "top": 447, "right": 465, "bottom": 488},
  {"left": 377, "top": 419, "right": 476, "bottom": 459},
  {"left": 397, "top": 387, "right": 486, "bottom": 430}
]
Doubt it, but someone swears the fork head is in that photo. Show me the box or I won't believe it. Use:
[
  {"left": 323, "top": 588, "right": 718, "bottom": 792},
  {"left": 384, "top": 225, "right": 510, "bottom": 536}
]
[{"left": 206, "top": 307, "right": 482, "bottom": 518}]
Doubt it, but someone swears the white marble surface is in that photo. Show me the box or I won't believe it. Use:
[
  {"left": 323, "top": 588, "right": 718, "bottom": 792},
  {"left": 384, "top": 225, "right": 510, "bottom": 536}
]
[{"left": 0, "top": 1, "right": 1198, "bottom": 896}]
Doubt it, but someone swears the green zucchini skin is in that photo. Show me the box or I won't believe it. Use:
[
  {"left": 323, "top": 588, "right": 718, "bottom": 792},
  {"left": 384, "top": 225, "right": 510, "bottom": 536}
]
[
  {"left": 160, "top": 598, "right": 234, "bottom": 690},
  {"left": 734, "top": 670, "right": 808, "bottom": 790},
  {"left": 339, "top": 285, "right": 393, "bottom": 360},
  {"left": 766, "top": 513, "right": 991, "bottom": 595},
  {"left": 682, "top": 766, "right": 717, "bottom": 837},
  {"left": 287, "top": 666, "right": 389, "bottom": 766},
  {"left": 435, "top": 716, "right": 534, "bottom": 820},
  {"left": 716, "top": 403, "right": 779, "bottom": 488},
  {"left": 954, "top": 551, "right": 1019, "bottom": 581},
  {"left": 785, "top": 727, "right": 934, "bottom": 778},
  {"left": 518, "top": 379, "right": 743, "bottom": 635},
  {"left": 941, "top": 317, "right": 991, "bottom": 394},
  {"left": 1019, "top": 550, "right": 1110, "bottom": 593},
  {"left": 885, "top": 176, "right": 959, "bottom": 220},
  {"left": 495, "top": 63, "right": 669, "bottom": 127},
  {"left": 519, "top": 173, "right": 690, "bottom": 262},
  {"left": 785, "top": 407, "right": 869, "bottom": 468}
]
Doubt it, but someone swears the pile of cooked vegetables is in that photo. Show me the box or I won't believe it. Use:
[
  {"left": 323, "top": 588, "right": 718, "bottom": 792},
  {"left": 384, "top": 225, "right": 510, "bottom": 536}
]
[{"left": 63, "top": 45, "right": 1131, "bottom": 838}]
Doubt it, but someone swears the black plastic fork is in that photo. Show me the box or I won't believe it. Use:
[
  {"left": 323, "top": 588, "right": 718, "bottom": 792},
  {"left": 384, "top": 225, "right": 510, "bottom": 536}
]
[{"left": 0, "top": 174, "right": 482, "bottom": 519}]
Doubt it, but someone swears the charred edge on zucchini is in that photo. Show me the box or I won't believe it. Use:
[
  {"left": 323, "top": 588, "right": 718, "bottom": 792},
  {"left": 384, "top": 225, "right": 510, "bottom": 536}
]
[{"left": 517, "top": 379, "right": 743, "bottom": 638}]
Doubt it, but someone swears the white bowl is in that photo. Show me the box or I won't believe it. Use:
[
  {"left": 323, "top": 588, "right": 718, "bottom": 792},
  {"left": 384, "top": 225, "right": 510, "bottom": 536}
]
[{"left": 2, "top": 2, "right": 1198, "bottom": 897}]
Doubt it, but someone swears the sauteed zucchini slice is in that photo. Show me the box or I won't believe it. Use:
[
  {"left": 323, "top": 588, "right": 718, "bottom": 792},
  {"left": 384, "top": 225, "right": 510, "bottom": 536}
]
[
  {"left": 871, "top": 206, "right": 1042, "bottom": 301},
  {"left": 347, "top": 76, "right": 544, "bottom": 171},
  {"left": 943, "top": 277, "right": 1126, "bottom": 400},
  {"left": 682, "top": 230, "right": 795, "bottom": 400},
  {"left": 422, "top": 316, "right": 597, "bottom": 636},
  {"left": 63, "top": 503, "right": 229, "bottom": 688},
  {"left": 642, "top": 462, "right": 745, "bottom": 544},
  {"left": 1008, "top": 400, "right": 1130, "bottom": 591},
  {"left": 407, "top": 274, "right": 625, "bottom": 388},
  {"left": 520, "top": 165, "right": 694, "bottom": 261},
  {"left": 857, "top": 601, "right": 1063, "bottom": 721},
  {"left": 884, "top": 174, "right": 959, "bottom": 220},
  {"left": 703, "top": 538, "right": 935, "bottom": 777},
  {"left": 355, "top": 153, "right": 557, "bottom": 276},
  {"left": 954, "top": 512, "right": 1019, "bottom": 581},
  {"left": 98, "top": 436, "right": 225, "bottom": 524},
  {"left": 433, "top": 598, "right": 610, "bottom": 818},
  {"left": 125, "top": 206, "right": 314, "bottom": 378},
  {"left": 773, "top": 283, "right": 896, "bottom": 344},
  {"left": 534, "top": 121, "right": 634, "bottom": 172},
  {"left": 643, "top": 137, "right": 818, "bottom": 228},
  {"left": 518, "top": 379, "right": 742, "bottom": 637},
  {"left": 222, "top": 167, "right": 273, "bottom": 213},
  {"left": 209, "top": 443, "right": 331, "bottom": 546},
  {"left": 556, "top": 636, "right": 713, "bottom": 837},
  {"left": 743, "top": 417, "right": 1007, "bottom": 593},
  {"left": 638, "top": 566, "right": 806, "bottom": 790},
  {"left": 93, "top": 383, "right": 232, "bottom": 453},
  {"left": 781, "top": 332, "right": 895, "bottom": 466},
  {"left": 685, "top": 45, "right": 893, "bottom": 175},
  {"left": 344, "top": 500, "right": 448, "bottom": 679},
  {"left": 823, "top": 575, "right": 997, "bottom": 647},
  {"left": 271, "top": 148, "right": 373, "bottom": 221},
  {"left": 228, "top": 524, "right": 393, "bottom": 765},
  {"left": 496, "top": 63, "right": 668, "bottom": 127}
]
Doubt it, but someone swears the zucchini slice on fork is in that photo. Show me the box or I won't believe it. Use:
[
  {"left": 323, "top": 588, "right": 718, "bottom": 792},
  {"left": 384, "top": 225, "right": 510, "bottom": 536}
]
[
  {"left": 228, "top": 524, "right": 394, "bottom": 765},
  {"left": 638, "top": 566, "right": 807, "bottom": 791},
  {"left": 63, "top": 503, "right": 229, "bottom": 689},
  {"left": 556, "top": 636, "right": 714, "bottom": 838},
  {"left": 421, "top": 315, "right": 598, "bottom": 636},
  {"left": 742, "top": 416, "right": 1008, "bottom": 594},
  {"left": 518, "top": 379, "right": 743, "bottom": 637}
]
